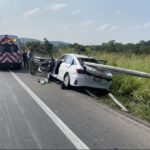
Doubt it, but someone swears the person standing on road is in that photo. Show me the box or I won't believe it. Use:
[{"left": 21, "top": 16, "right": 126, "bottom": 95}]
[
  {"left": 22, "top": 49, "right": 28, "bottom": 68},
  {"left": 27, "top": 47, "right": 35, "bottom": 75},
  {"left": 47, "top": 56, "right": 55, "bottom": 81}
]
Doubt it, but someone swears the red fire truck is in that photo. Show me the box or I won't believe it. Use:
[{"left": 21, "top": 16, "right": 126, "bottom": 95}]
[{"left": 0, "top": 35, "right": 22, "bottom": 69}]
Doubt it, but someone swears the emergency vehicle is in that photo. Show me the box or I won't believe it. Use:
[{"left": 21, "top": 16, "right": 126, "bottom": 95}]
[{"left": 0, "top": 35, "right": 22, "bottom": 69}]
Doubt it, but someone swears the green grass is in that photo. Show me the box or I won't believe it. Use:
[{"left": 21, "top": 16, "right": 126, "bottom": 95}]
[{"left": 91, "top": 52, "right": 150, "bottom": 122}]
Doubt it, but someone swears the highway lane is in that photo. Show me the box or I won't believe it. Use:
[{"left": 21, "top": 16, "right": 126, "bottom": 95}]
[
  {"left": 0, "top": 70, "right": 150, "bottom": 149},
  {"left": 0, "top": 71, "right": 75, "bottom": 149}
]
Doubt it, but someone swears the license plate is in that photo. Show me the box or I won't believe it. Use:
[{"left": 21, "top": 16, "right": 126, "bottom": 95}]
[{"left": 94, "top": 77, "right": 101, "bottom": 82}]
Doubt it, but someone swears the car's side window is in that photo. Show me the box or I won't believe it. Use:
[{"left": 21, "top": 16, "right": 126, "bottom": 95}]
[{"left": 65, "top": 56, "right": 74, "bottom": 64}]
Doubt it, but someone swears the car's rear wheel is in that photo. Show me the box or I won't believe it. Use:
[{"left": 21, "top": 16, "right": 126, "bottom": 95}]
[{"left": 61, "top": 74, "right": 70, "bottom": 89}]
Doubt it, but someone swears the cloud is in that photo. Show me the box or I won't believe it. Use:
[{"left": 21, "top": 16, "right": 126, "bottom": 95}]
[
  {"left": 98, "top": 24, "right": 111, "bottom": 31},
  {"left": 133, "top": 25, "right": 141, "bottom": 30},
  {"left": 109, "top": 25, "right": 120, "bottom": 31},
  {"left": 23, "top": 7, "right": 40, "bottom": 17},
  {"left": 98, "top": 24, "right": 120, "bottom": 32},
  {"left": 114, "top": 10, "right": 122, "bottom": 15},
  {"left": 46, "top": 3, "right": 67, "bottom": 11},
  {"left": 79, "top": 20, "right": 94, "bottom": 27},
  {"left": 72, "top": 9, "right": 81, "bottom": 15},
  {"left": 133, "top": 22, "right": 150, "bottom": 30},
  {"left": 1, "top": 19, "right": 8, "bottom": 24},
  {"left": 143, "top": 22, "right": 150, "bottom": 28},
  {"left": 64, "top": 25, "right": 73, "bottom": 30}
]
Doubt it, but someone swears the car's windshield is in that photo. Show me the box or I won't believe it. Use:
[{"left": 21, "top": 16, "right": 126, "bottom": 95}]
[
  {"left": 0, "top": 44, "right": 19, "bottom": 52},
  {"left": 78, "top": 58, "right": 98, "bottom": 66}
]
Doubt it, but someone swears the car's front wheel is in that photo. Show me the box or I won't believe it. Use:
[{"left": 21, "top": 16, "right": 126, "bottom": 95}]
[{"left": 61, "top": 74, "right": 70, "bottom": 89}]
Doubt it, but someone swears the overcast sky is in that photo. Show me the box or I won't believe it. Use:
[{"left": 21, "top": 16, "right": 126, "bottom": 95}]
[{"left": 0, "top": 0, "right": 150, "bottom": 45}]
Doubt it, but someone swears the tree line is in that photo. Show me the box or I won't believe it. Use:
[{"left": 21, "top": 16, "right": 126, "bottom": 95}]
[
  {"left": 21, "top": 38, "right": 54, "bottom": 56},
  {"left": 90, "top": 40, "right": 150, "bottom": 54},
  {"left": 21, "top": 39, "right": 150, "bottom": 55}
]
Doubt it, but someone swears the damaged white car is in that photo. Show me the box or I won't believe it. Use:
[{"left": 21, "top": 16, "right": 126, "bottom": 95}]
[{"left": 49, "top": 53, "right": 112, "bottom": 92}]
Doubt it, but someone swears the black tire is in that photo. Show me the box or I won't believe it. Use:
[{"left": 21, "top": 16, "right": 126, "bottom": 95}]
[{"left": 61, "top": 74, "right": 70, "bottom": 89}]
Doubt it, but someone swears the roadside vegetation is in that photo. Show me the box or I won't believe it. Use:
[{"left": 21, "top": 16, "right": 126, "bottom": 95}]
[
  {"left": 21, "top": 40, "right": 150, "bottom": 122},
  {"left": 93, "top": 52, "right": 150, "bottom": 122}
]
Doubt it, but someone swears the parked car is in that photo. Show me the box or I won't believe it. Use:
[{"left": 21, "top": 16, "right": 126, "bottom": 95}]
[{"left": 50, "top": 53, "right": 112, "bottom": 91}]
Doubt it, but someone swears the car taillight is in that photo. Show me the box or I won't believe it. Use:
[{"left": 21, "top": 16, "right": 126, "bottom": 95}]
[{"left": 76, "top": 68, "right": 85, "bottom": 74}]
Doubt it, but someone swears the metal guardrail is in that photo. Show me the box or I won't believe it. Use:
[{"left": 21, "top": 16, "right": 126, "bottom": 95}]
[
  {"left": 34, "top": 56, "right": 50, "bottom": 64},
  {"left": 85, "top": 62, "right": 150, "bottom": 79},
  {"left": 35, "top": 56, "right": 150, "bottom": 79}
]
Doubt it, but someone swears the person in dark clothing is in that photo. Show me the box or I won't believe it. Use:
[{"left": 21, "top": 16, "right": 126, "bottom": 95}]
[
  {"left": 22, "top": 49, "right": 28, "bottom": 68},
  {"left": 47, "top": 56, "right": 55, "bottom": 81},
  {"left": 48, "top": 57, "right": 55, "bottom": 72}
]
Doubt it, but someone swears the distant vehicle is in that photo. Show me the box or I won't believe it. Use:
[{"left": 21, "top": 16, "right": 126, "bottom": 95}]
[
  {"left": 50, "top": 53, "right": 112, "bottom": 91},
  {"left": 0, "top": 35, "right": 22, "bottom": 69}
]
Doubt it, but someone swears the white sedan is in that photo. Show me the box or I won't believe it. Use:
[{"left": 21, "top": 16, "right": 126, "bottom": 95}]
[{"left": 50, "top": 53, "right": 112, "bottom": 92}]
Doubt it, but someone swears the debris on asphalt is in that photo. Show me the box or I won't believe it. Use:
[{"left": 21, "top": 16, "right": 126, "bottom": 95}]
[{"left": 38, "top": 78, "right": 49, "bottom": 85}]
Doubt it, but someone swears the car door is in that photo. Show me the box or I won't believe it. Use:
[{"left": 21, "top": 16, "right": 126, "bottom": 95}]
[
  {"left": 53, "top": 55, "right": 66, "bottom": 77},
  {"left": 57, "top": 55, "right": 74, "bottom": 81}
]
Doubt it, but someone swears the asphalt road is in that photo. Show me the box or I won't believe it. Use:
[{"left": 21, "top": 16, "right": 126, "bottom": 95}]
[{"left": 0, "top": 69, "right": 150, "bottom": 149}]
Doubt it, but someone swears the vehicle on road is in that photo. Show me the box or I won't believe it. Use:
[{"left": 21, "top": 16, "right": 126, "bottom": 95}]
[
  {"left": 0, "top": 35, "right": 22, "bottom": 69},
  {"left": 49, "top": 53, "right": 112, "bottom": 91}
]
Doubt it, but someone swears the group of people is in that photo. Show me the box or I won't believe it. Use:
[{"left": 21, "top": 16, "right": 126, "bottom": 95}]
[
  {"left": 22, "top": 47, "right": 35, "bottom": 75},
  {"left": 22, "top": 48, "right": 55, "bottom": 82}
]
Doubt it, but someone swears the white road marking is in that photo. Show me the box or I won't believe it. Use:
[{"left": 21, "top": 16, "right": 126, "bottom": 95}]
[
  {"left": 5, "top": 80, "right": 42, "bottom": 149},
  {"left": 10, "top": 71, "right": 89, "bottom": 150}
]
